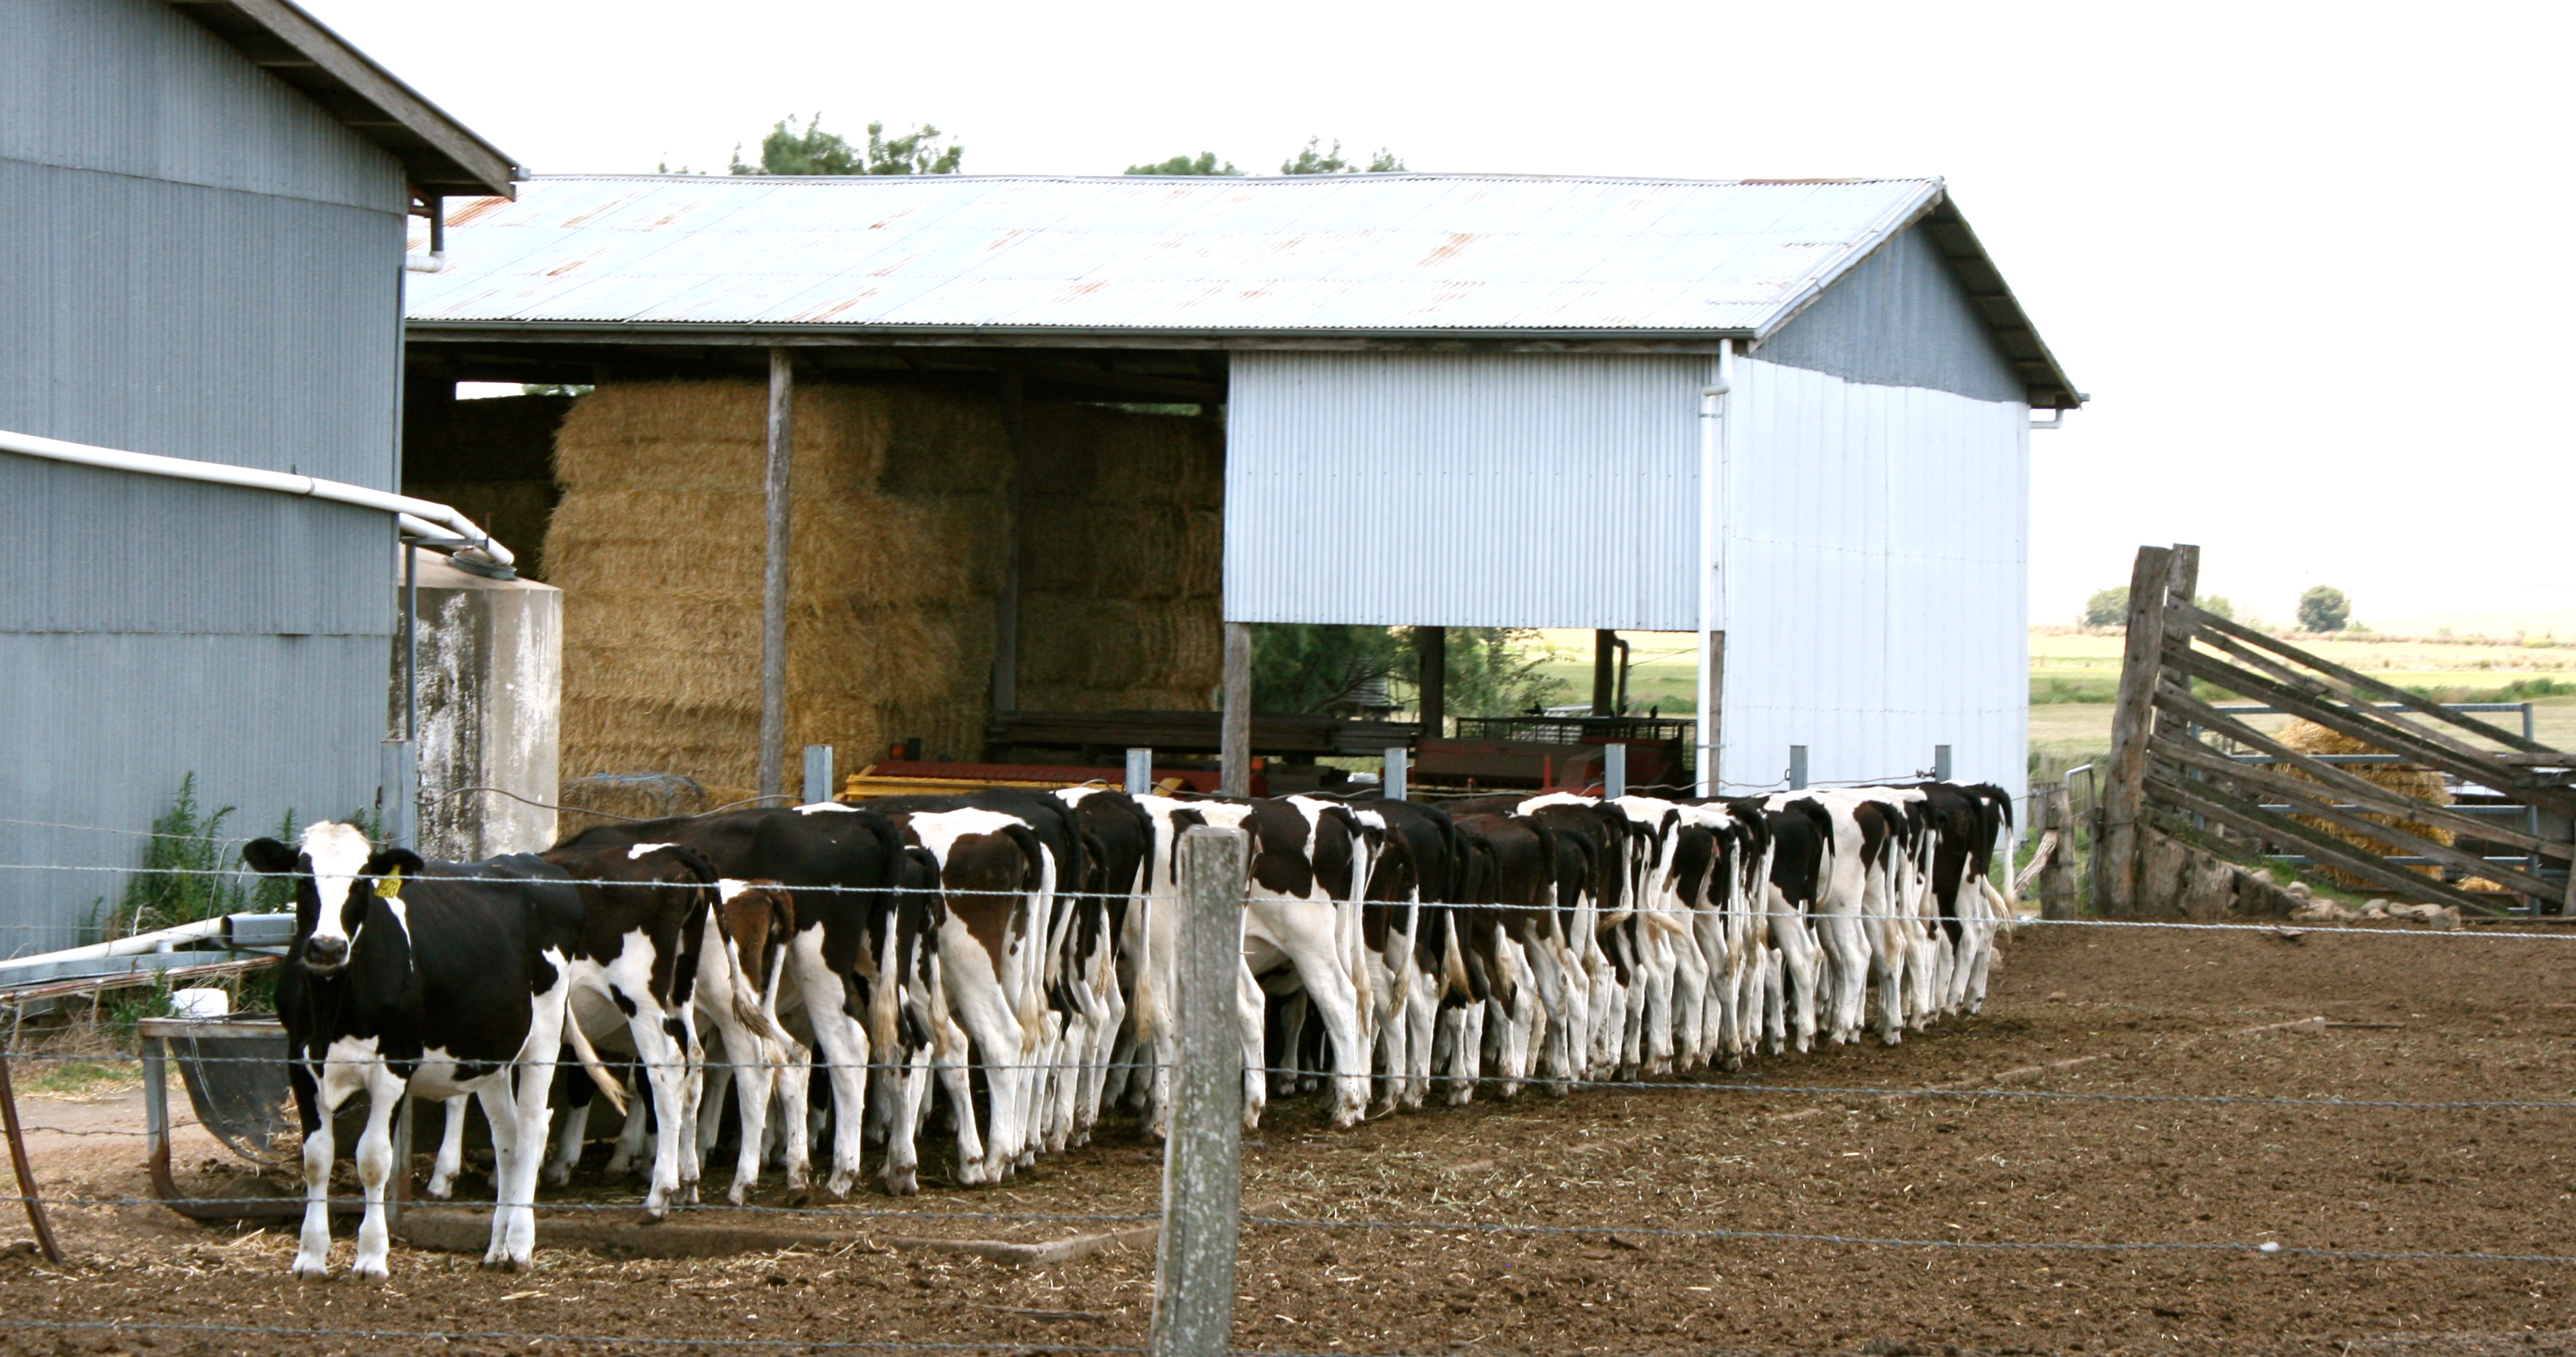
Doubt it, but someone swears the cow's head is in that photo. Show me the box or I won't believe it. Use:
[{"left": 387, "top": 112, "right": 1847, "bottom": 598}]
[{"left": 242, "top": 823, "right": 424, "bottom": 976}]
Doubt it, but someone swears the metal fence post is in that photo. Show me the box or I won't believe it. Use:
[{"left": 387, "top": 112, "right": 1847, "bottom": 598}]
[
  {"left": 1127, "top": 747, "right": 1155, "bottom": 796},
  {"left": 1788, "top": 745, "right": 1807, "bottom": 791},
  {"left": 1383, "top": 747, "right": 1407, "bottom": 802},
  {"left": 802, "top": 745, "right": 835, "bottom": 805},
  {"left": 1603, "top": 742, "right": 1627, "bottom": 799},
  {"left": 1151, "top": 825, "right": 1248, "bottom": 1357}
]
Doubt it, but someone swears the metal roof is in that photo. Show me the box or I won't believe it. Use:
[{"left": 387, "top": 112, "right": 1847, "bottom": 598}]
[
  {"left": 168, "top": 0, "right": 518, "bottom": 199},
  {"left": 409, "top": 173, "right": 2080, "bottom": 407}
]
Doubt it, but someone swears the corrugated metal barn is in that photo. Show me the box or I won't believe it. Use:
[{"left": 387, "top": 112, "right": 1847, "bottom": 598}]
[
  {"left": 406, "top": 172, "right": 2078, "bottom": 807},
  {"left": 0, "top": 0, "right": 514, "bottom": 942}
]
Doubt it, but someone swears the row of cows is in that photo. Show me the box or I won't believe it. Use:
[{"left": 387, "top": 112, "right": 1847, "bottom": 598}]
[{"left": 240, "top": 780, "right": 2015, "bottom": 1278}]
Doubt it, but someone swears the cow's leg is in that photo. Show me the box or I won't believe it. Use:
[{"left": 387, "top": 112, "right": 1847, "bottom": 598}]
[
  {"left": 880, "top": 1034, "right": 931, "bottom": 1196},
  {"left": 1402, "top": 969, "right": 1437, "bottom": 1108},
  {"left": 613, "top": 1008, "right": 689, "bottom": 1216},
  {"left": 494, "top": 1039, "right": 561, "bottom": 1271},
  {"left": 293, "top": 1061, "right": 355, "bottom": 1278},
  {"left": 786, "top": 936, "right": 870, "bottom": 1197},
  {"left": 776, "top": 1037, "right": 813, "bottom": 1189},
  {"left": 349, "top": 1065, "right": 407, "bottom": 1279},
  {"left": 931, "top": 1005, "right": 986, "bottom": 1181},
  {"left": 942, "top": 969, "right": 1025, "bottom": 1183},
  {"left": 1271, "top": 989, "right": 1309, "bottom": 1097},
  {"left": 547, "top": 1080, "right": 591, "bottom": 1186},
  {"left": 675, "top": 1008, "right": 705, "bottom": 1203},
  {"left": 474, "top": 1078, "right": 523, "bottom": 1269},
  {"left": 697, "top": 1032, "right": 736, "bottom": 1159},
  {"left": 717, "top": 1027, "right": 774, "bottom": 1205},
  {"left": 425, "top": 1095, "right": 470, "bottom": 1199},
  {"left": 606, "top": 1077, "right": 649, "bottom": 1177},
  {"left": 1236, "top": 958, "right": 1269, "bottom": 1131}
]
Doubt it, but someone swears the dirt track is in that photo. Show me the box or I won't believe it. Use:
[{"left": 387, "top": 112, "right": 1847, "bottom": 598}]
[{"left": 3, "top": 919, "right": 2574, "bottom": 1356}]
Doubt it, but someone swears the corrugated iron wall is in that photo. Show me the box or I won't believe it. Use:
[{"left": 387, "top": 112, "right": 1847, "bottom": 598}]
[
  {"left": 1225, "top": 352, "right": 1704, "bottom": 630},
  {"left": 1721, "top": 357, "right": 2029, "bottom": 802},
  {"left": 0, "top": 0, "right": 405, "bottom": 945}
]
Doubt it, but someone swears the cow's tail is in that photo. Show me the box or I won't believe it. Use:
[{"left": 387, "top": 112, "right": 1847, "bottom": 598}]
[
  {"left": 727, "top": 932, "right": 796, "bottom": 1053},
  {"left": 563, "top": 1011, "right": 630, "bottom": 1116}
]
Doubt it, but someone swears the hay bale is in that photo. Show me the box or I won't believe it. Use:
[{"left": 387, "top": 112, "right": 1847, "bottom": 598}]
[
  {"left": 2273, "top": 718, "right": 2450, "bottom": 887},
  {"left": 1014, "top": 405, "right": 1224, "bottom": 713},
  {"left": 546, "top": 380, "right": 1011, "bottom": 798}
]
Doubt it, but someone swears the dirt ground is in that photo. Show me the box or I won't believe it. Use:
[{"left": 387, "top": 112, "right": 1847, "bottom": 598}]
[{"left": 3, "top": 919, "right": 2575, "bottom": 1356}]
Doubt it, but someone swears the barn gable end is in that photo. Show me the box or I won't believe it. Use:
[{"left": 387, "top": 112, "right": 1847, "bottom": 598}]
[{"left": 1755, "top": 224, "right": 2026, "bottom": 407}]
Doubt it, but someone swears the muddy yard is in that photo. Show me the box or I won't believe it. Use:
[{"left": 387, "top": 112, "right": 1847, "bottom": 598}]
[{"left": 2, "top": 921, "right": 2573, "bottom": 1357}]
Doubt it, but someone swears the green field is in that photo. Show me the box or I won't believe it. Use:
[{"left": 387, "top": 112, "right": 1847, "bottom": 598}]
[{"left": 1507, "top": 627, "right": 2576, "bottom": 781}]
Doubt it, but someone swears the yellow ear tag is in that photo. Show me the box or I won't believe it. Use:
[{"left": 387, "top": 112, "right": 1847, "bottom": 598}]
[{"left": 374, "top": 868, "right": 404, "bottom": 900}]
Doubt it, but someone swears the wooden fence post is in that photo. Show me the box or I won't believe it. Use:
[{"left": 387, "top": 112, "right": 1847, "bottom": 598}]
[
  {"left": 1150, "top": 825, "right": 1248, "bottom": 1357},
  {"left": 2099, "top": 546, "right": 2174, "bottom": 916},
  {"left": 2038, "top": 782, "right": 2081, "bottom": 920}
]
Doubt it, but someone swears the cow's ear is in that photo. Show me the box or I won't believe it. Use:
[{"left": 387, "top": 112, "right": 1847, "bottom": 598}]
[
  {"left": 365, "top": 848, "right": 427, "bottom": 880},
  {"left": 243, "top": 838, "right": 299, "bottom": 875}
]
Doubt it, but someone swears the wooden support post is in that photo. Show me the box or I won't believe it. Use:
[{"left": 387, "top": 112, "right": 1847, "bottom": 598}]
[
  {"left": 1150, "top": 825, "right": 1248, "bottom": 1357},
  {"left": 1591, "top": 630, "right": 1617, "bottom": 716},
  {"left": 1417, "top": 626, "right": 1446, "bottom": 738},
  {"left": 758, "top": 348, "right": 794, "bottom": 802},
  {"left": 1697, "top": 629, "right": 1725, "bottom": 797},
  {"left": 2038, "top": 782, "right": 2079, "bottom": 920},
  {"left": 2099, "top": 545, "right": 2176, "bottom": 916},
  {"left": 1220, "top": 624, "right": 1252, "bottom": 797}
]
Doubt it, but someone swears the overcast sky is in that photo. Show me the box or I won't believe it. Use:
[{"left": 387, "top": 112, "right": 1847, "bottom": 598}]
[{"left": 305, "top": 0, "right": 2574, "bottom": 628}]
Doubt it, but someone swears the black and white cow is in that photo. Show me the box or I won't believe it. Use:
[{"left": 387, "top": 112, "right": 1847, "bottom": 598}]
[
  {"left": 246, "top": 824, "right": 612, "bottom": 1277},
  {"left": 555, "top": 805, "right": 924, "bottom": 1196}
]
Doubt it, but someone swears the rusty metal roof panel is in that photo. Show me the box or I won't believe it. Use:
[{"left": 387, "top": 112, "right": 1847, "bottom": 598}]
[
  {"left": 405, "top": 172, "right": 2082, "bottom": 405},
  {"left": 408, "top": 173, "right": 1943, "bottom": 334}
]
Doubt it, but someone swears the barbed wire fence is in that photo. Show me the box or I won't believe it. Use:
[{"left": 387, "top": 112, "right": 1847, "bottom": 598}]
[{"left": 0, "top": 818, "right": 2562, "bottom": 1353}]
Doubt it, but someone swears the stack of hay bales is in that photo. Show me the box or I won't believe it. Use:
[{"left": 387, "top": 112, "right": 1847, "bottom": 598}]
[
  {"left": 2274, "top": 718, "right": 2455, "bottom": 888},
  {"left": 542, "top": 382, "right": 1225, "bottom": 804},
  {"left": 544, "top": 380, "right": 1011, "bottom": 805},
  {"left": 1015, "top": 405, "right": 1223, "bottom": 711}
]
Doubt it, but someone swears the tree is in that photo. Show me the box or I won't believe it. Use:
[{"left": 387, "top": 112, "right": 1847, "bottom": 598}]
[
  {"left": 1251, "top": 624, "right": 1403, "bottom": 714},
  {"left": 2296, "top": 585, "right": 2351, "bottom": 633},
  {"left": 1128, "top": 152, "right": 1241, "bottom": 177},
  {"left": 1281, "top": 137, "right": 1406, "bottom": 174},
  {"left": 2082, "top": 586, "right": 2129, "bottom": 628},
  {"left": 1248, "top": 624, "right": 1565, "bottom": 716},
  {"left": 730, "top": 114, "right": 962, "bottom": 176},
  {"left": 2200, "top": 595, "right": 2235, "bottom": 621},
  {"left": 1398, "top": 627, "right": 1564, "bottom": 716}
]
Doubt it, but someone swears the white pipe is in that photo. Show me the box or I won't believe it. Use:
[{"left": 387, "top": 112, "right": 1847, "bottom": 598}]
[
  {"left": 0, "top": 427, "right": 513, "bottom": 570},
  {"left": 403, "top": 251, "right": 446, "bottom": 275},
  {"left": 0, "top": 918, "right": 227, "bottom": 970},
  {"left": 1696, "top": 340, "right": 1734, "bottom": 797},
  {"left": 2029, "top": 409, "right": 2064, "bottom": 430}
]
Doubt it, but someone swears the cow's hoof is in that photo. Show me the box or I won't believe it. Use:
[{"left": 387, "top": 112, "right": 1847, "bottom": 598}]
[
  {"left": 784, "top": 1167, "right": 811, "bottom": 1192},
  {"left": 481, "top": 1251, "right": 527, "bottom": 1272},
  {"left": 291, "top": 1255, "right": 331, "bottom": 1280},
  {"left": 541, "top": 1165, "right": 571, "bottom": 1188},
  {"left": 424, "top": 1178, "right": 455, "bottom": 1200},
  {"left": 824, "top": 1172, "right": 856, "bottom": 1198},
  {"left": 351, "top": 1258, "right": 390, "bottom": 1282},
  {"left": 726, "top": 1183, "right": 751, "bottom": 1206},
  {"left": 882, "top": 1166, "right": 918, "bottom": 1197}
]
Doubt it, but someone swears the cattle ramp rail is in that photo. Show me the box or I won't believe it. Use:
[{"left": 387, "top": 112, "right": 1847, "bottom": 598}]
[{"left": 2096, "top": 543, "right": 2576, "bottom": 918}]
